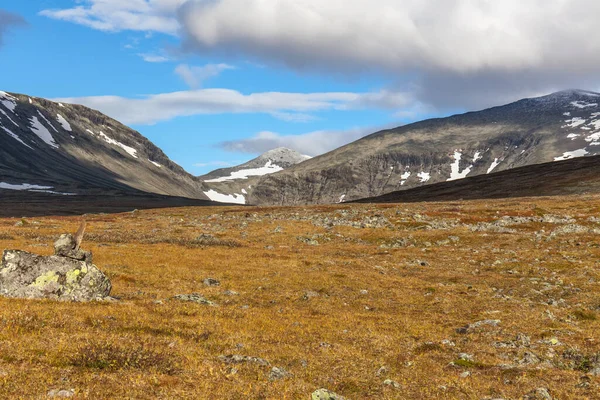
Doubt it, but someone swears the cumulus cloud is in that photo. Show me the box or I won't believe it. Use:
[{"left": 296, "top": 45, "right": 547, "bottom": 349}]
[
  {"left": 41, "top": 1, "right": 600, "bottom": 110},
  {"left": 40, "top": 0, "right": 185, "bottom": 35},
  {"left": 219, "top": 126, "right": 395, "bottom": 157},
  {"left": 0, "top": 9, "right": 26, "bottom": 47},
  {"left": 54, "top": 89, "right": 411, "bottom": 125},
  {"left": 174, "top": 63, "right": 235, "bottom": 88}
]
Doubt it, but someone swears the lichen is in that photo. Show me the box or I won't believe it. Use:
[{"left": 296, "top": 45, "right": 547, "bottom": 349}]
[
  {"left": 30, "top": 271, "right": 60, "bottom": 288},
  {"left": 66, "top": 268, "right": 83, "bottom": 285}
]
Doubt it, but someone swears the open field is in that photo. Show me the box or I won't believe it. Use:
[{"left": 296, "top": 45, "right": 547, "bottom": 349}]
[{"left": 1, "top": 195, "right": 600, "bottom": 399}]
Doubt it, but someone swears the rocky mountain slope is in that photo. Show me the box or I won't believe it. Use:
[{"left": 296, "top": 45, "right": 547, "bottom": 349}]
[
  {"left": 0, "top": 91, "right": 208, "bottom": 199},
  {"left": 248, "top": 90, "right": 600, "bottom": 205},
  {"left": 199, "top": 148, "right": 311, "bottom": 204},
  {"left": 353, "top": 154, "right": 600, "bottom": 204}
]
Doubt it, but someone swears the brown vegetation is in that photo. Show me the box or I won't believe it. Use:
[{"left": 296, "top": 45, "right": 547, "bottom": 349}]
[{"left": 1, "top": 194, "right": 600, "bottom": 398}]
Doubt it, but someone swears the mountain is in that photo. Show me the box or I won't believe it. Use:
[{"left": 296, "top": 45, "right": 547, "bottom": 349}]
[
  {"left": 199, "top": 147, "right": 311, "bottom": 204},
  {"left": 248, "top": 90, "right": 600, "bottom": 205},
  {"left": 353, "top": 154, "right": 600, "bottom": 204},
  {"left": 0, "top": 90, "right": 208, "bottom": 200}
]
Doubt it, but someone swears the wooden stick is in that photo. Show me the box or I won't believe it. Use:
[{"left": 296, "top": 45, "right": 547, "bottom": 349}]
[{"left": 74, "top": 220, "right": 87, "bottom": 250}]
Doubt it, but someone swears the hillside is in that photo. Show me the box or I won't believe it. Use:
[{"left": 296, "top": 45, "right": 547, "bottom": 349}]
[
  {"left": 0, "top": 91, "right": 208, "bottom": 199},
  {"left": 354, "top": 154, "right": 600, "bottom": 204},
  {"left": 249, "top": 90, "right": 600, "bottom": 205}
]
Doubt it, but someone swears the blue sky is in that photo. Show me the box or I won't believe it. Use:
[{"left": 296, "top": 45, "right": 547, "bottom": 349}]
[{"left": 1, "top": 1, "right": 599, "bottom": 174}]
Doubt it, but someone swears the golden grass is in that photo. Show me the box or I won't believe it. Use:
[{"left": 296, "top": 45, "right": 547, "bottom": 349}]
[{"left": 0, "top": 195, "right": 600, "bottom": 399}]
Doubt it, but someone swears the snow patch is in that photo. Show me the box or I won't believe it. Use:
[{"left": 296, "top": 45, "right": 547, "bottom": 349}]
[
  {"left": 29, "top": 116, "right": 59, "bottom": 148},
  {"left": 0, "top": 91, "right": 17, "bottom": 112},
  {"left": 149, "top": 159, "right": 162, "bottom": 168},
  {"left": 58, "top": 103, "right": 64, "bottom": 108},
  {"left": 418, "top": 172, "right": 431, "bottom": 183},
  {"left": 241, "top": 189, "right": 248, "bottom": 194},
  {"left": 563, "top": 112, "right": 571, "bottom": 117},
  {"left": 1, "top": 126, "right": 33, "bottom": 149},
  {"left": 85, "top": 129, "right": 95, "bottom": 135},
  {"left": 98, "top": 131, "right": 138, "bottom": 158},
  {"left": 571, "top": 101, "right": 598, "bottom": 109},
  {"left": 56, "top": 114, "right": 72, "bottom": 132},
  {"left": 0, "top": 182, "right": 53, "bottom": 191},
  {"left": 401, "top": 171, "right": 411, "bottom": 180},
  {"left": 448, "top": 151, "right": 473, "bottom": 181},
  {"left": 204, "top": 190, "right": 246, "bottom": 204},
  {"left": 37, "top": 111, "right": 58, "bottom": 133},
  {"left": 554, "top": 149, "right": 589, "bottom": 161},
  {"left": 567, "top": 133, "right": 581, "bottom": 140},
  {"left": 0, "top": 108, "right": 18, "bottom": 126},
  {"left": 339, "top": 194, "right": 346, "bottom": 203},
  {"left": 487, "top": 158, "right": 501, "bottom": 174},
  {"left": 563, "top": 117, "right": 587, "bottom": 128},
  {"left": 473, "top": 151, "right": 482, "bottom": 163},
  {"left": 204, "top": 160, "right": 284, "bottom": 182}
]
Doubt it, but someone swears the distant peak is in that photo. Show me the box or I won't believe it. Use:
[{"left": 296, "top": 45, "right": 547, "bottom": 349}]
[{"left": 546, "top": 89, "right": 600, "bottom": 98}]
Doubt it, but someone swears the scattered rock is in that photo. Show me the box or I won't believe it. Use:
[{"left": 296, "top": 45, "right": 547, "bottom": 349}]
[
  {"left": 173, "top": 293, "right": 216, "bottom": 306},
  {"left": 456, "top": 319, "right": 501, "bottom": 334},
  {"left": 383, "top": 379, "right": 402, "bottom": 389},
  {"left": 523, "top": 387, "right": 552, "bottom": 400},
  {"left": 218, "top": 354, "right": 270, "bottom": 366},
  {"left": 302, "top": 290, "right": 320, "bottom": 301},
  {"left": 47, "top": 389, "right": 75, "bottom": 398},
  {"left": 223, "top": 290, "right": 239, "bottom": 296},
  {"left": 376, "top": 366, "right": 389, "bottom": 376},
  {"left": 460, "top": 371, "right": 471, "bottom": 378},
  {"left": 203, "top": 278, "right": 220, "bottom": 287},
  {"left": 311, "top": 388, "right": 347, "bottom": 400},
  {"left": 269, "top": 366, "right": 293, "bottom": 381}
]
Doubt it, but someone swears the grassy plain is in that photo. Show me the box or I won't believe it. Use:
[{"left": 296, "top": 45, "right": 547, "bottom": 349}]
[{"left": 0, "top": 195, "right": 599, "bottom": 399}]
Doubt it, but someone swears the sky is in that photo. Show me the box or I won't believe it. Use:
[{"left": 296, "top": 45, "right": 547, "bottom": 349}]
[{"left": 1, "top": 1, "right": 599, "bottom": 175}]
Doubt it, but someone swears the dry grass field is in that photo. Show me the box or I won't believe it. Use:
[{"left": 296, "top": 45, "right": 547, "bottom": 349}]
[{"left": 1, "top": 195, "right": 600, "bottom": 399}]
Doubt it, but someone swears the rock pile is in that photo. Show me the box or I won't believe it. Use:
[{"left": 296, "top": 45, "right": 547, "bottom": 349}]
[{"left": 0, "top": 225, "right": 111, "bottom": 301}]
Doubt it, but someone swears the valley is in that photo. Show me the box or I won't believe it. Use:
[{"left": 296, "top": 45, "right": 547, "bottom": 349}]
[{"left": 0, "top": 195, "right": 599, "bottom": 398}]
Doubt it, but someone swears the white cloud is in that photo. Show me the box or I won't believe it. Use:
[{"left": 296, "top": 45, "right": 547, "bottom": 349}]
[
  {"left": 40, "top": 0, "right": 185, "bottom": 35},
  {"left": 138, "top": 53, "right": 170, "bottom": 63},
  {"left": 174, "top": 63, "right": 235, "bottom": 88},
  {"left": 40, "top": 1, "right": 600, "bottom": 109},
  {"left": 219, "top": 126, "right": 395, "bottom": 157},
  {"left": 53, "top": 89, "right": 412, "bottom": 125}
]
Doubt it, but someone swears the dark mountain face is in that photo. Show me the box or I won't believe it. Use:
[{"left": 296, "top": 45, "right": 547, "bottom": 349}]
[
  {"left": 0, "top": 91, "right": 208, "bottom": 199},
  {"left": 247, "top": 90, "right": 600, "bottom": 205}
]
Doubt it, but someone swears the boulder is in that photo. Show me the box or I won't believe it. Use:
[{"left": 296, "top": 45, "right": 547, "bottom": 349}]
[{"left": 0, "top": 235, "right": 111, "bottom": 301}]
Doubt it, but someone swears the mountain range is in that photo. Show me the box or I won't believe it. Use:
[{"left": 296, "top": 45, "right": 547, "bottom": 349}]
[{"left": 2, "top": 89, "right": 600, "bottom": 212}]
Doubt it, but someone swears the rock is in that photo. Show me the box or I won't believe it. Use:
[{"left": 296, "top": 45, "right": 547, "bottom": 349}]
[
  {"left": 53, "top": 234, "right": 92, "bottom": 263},
  {"left": 456, "top": 319, "right": 501, "bottom": 334},
  {"left": 173, "top": 294, "right": 216, "bottom": 306},
  {"left": 311, "top": 388, "right": 347, "bottom": 400},
  {"left": 376, "top": 366, "right": 389, "bottom": 376},
  {"left": 460, "top": 371, "right": 471, "bottom": 378},
  {"left": 383, "top": 379, "right": 402, "bottom": 389},
  {"left": 223, "top": 290, "right": 239, "bottom": 296},
  {"left": 203, "top": 278, "right": 220, "bottom": 287},
  {"left": 523, "top": 387, "right": 552, "bottom": 400},
  {"left": 47, "top": 389, "right": 75, "bottom": 398},
  {"left": 0, "top": 249, "right": 111, "bottom": 301},
  {"left": 269, "top": 366, "right": 293, "bottom": 381},
  {"left": 218, "top": 354, "right": 270, "bottom": 366},
  {"left": 302, "top": 290, "right": 320, "bottom": 301}
]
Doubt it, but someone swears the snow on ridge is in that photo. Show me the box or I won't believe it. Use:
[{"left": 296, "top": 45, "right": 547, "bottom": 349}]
[
  {"left": 417, "top": 172, "right": 431, "bottom": 183},
  {"left": 554, "top": 149, "right": 588, "bottom": 161},
  {"left": 571, "top": 101, "right": 598, "bottom": 109},
  {"left": 487, "top": 158, "right": 501, "bottom": 174},
  {"left": 1, "top": 126, "right": 33, "bottom": 149},
  {"left": 98, "top": 131, "right": 138, "bottom": 158},
  {"left": 0, "top": 108, "right": 18, "bottom": 126},
  {"left": 0, "top": 182, "right": 53, "bottom": 191},
  {"left": 29, "top": 116, "right": 59, "bottom": 148},
  {"left": 37, "top": 110, "right": 58, "bottom": 133},
  {"left": 204, "top": 160, "right": 284, "bottom": 183},
  {"left": 56, "top": 114, "right": 72, "bottom": 132},
  {"left": 447, "top": 151, "right": 473, "bottom": 181},
  {"left": 204, "top": 190, "right": 246, "bottom": 204},
  {"left": 0, "top": 91, "right": 17, "bottom": 112}
]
